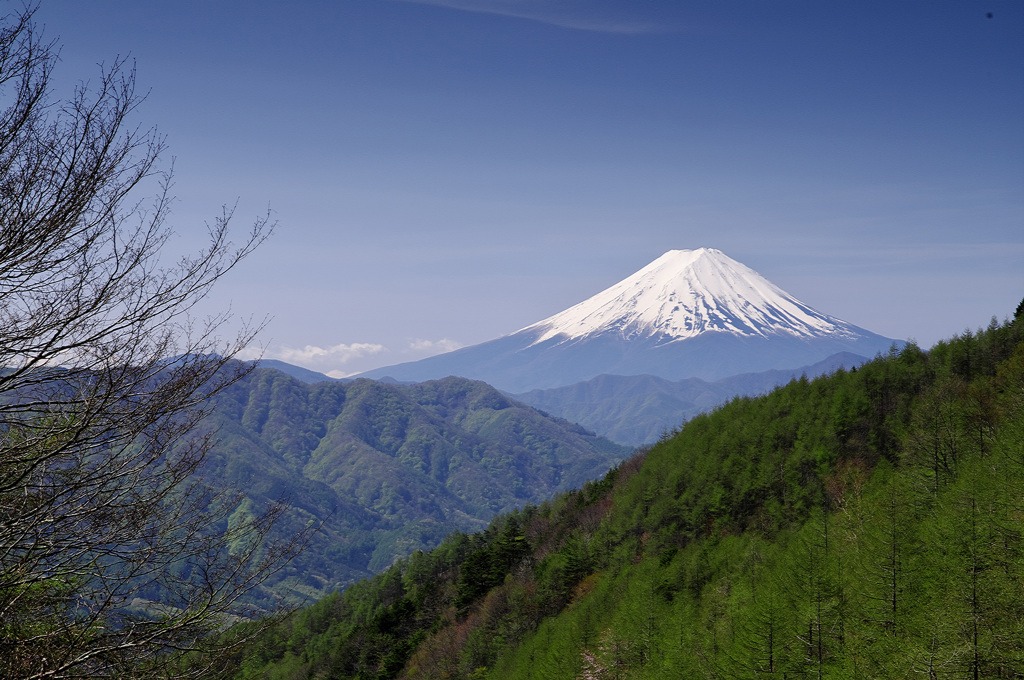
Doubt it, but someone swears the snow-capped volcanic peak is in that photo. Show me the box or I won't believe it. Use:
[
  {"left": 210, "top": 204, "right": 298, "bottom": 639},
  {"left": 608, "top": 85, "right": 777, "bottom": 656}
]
[
  {"left": 355, "top": 246, "right": 899, "bottom": 391},
  {"left": 522, "top": 248, "right": 857, "bottom": 345}
]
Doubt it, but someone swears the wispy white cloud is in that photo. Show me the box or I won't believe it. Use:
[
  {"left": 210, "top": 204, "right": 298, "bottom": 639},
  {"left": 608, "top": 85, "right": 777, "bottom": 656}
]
[
  {"left": 407, "top": 338, "right": 464, "bottom": 354},
  {"left": 278, "top": 342, "right": 388, "bottom": 366},
  {"left": 241, "top": 342, "right": 390, "bottom": 374},
  {"left": 234, "top": 346, "right": 266, "bottom": 362},
  {"left": 238, "top": 337, "right": 466, "bottom": 378},
  {"left": 394, "top": 0, "right": 671, "bottom": 35}
]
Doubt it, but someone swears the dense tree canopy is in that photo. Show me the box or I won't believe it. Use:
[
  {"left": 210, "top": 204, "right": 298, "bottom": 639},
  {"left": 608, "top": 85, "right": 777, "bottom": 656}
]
[{"left": 230, "top": 313, "right": 1024, "bottom": 679}]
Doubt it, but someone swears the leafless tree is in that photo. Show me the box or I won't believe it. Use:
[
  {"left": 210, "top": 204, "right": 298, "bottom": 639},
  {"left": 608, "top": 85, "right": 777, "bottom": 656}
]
[{"left": 0, "top": 5, "right": 301, "bottom": 677}]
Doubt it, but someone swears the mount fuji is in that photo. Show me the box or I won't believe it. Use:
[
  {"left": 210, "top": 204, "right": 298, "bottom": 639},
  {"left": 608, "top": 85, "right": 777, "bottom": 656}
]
[{"left": 356, "top": 248, "right": 902, "bottom": 393}]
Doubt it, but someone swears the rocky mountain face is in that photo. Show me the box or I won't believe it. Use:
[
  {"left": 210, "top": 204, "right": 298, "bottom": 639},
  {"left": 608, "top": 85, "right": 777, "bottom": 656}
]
[{"left": 355, "top": 249, "right": 901, "bottom": 392}]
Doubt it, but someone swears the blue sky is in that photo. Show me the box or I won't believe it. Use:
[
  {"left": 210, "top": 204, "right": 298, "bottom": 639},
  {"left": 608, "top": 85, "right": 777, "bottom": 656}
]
[{"left": 40, "top": 1, "right": 1024, "bottom": 377}]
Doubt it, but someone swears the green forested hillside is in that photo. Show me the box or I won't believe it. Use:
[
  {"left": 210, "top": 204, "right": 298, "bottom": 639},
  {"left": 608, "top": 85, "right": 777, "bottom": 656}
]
[
  {"left": 193, "top": 371, "right": 627, "bottom": 603},
  {"left": 226, "top": 312, "right": 1024, "bottom": 678}
]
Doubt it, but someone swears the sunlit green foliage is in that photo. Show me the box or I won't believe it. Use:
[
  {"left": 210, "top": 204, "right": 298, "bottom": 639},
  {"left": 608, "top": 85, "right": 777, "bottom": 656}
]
[{"left": 229, "top": 312, "right": 1024, "bottom": 679}]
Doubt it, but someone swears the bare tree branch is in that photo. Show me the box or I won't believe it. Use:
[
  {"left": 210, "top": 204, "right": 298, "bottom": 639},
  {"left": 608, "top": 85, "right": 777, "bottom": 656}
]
[{"left": 0, "top": 5, "right": 301, "bottom": 678}]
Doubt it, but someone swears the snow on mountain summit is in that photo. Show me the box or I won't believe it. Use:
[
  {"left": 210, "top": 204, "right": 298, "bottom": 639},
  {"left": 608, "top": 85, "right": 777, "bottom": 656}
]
[
  {"left": 521, "top": 248, "right": 858, "bottom": 345},
  {"left": 355, "top": 247, "right": 900, "bottom": 391}
]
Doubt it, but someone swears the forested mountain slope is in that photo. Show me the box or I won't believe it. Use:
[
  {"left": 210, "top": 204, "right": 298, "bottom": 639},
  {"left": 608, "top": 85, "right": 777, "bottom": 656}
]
[
  {"left": 226, "top": 310, "right": 1024, "bottom": 678},
  {"left": 194, "top": 370, "right": 627, "bottom": 603}
]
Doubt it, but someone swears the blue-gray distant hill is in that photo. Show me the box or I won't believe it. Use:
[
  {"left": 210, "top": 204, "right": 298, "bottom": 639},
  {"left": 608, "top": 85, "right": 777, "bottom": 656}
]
[
  {"left": 256, "top": 359, "right": 337, "bottom": 383},
  {"left": 512, "top": 351, "right": 873, "bottom": 446}
]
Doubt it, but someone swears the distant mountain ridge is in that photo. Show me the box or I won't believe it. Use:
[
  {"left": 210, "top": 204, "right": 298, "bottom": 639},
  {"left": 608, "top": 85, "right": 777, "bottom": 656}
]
[
  {"left": 355, "top": 249, "right": 901, "bottom": 392},
  {"left": 513, "top": 351, "right": 871, "bottom": 446},
  {"left": 256, "top": 359, "right": 337, "bottom": 383}
]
